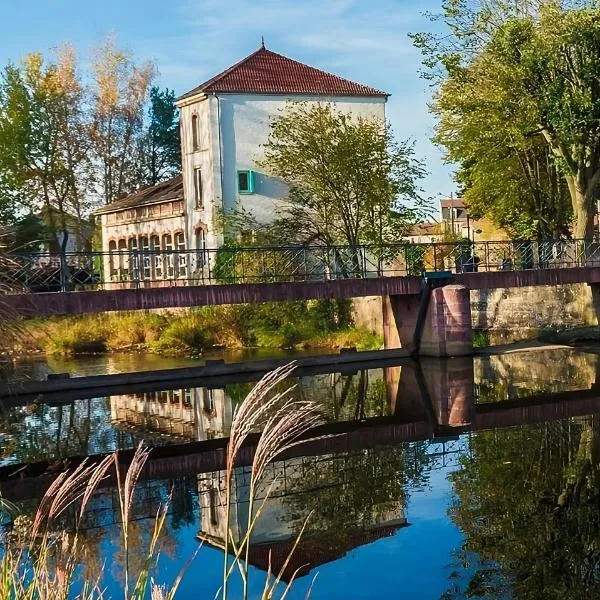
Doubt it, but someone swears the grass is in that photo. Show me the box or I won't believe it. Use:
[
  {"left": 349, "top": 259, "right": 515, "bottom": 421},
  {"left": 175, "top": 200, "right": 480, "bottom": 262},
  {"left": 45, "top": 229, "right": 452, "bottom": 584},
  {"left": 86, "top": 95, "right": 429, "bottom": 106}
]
[
  {"left": 0, "top": 363, "right": 319, "bottom": 599},
  {"left": 19, "top": 300, "right": 383, "bottom": 357}
]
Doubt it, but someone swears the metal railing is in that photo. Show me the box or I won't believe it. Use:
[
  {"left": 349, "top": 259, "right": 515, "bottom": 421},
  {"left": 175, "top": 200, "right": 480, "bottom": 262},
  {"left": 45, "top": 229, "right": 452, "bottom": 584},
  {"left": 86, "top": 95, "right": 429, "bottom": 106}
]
[{"left": 3, "top": 239, "right": 600, "bottom": 293}]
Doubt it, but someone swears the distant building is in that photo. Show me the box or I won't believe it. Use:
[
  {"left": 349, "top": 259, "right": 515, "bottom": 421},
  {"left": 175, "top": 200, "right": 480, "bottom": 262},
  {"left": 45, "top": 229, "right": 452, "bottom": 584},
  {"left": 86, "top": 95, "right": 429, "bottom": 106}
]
[{"left": 95, "top": 44, "right": 388, "bottom": 286}]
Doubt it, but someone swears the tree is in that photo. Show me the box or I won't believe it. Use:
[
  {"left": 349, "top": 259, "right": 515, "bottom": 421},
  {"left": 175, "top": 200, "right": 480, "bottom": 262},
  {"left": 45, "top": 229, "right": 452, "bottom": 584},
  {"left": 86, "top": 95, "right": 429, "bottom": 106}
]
[
  {"left": 138, "top": 86, "right": 181, "bottom": 186},
  {"left": 415, "top": 0, "right": 600, "bottom": 239},
  {"left": 0, "top": 47, "right": 91, "bottom": 267},
  {"left": 259, "top": 103, "right": 427, "bottom": 253},
  {"left": 91, "top": 37, "right": 155, "bottom": 204}
]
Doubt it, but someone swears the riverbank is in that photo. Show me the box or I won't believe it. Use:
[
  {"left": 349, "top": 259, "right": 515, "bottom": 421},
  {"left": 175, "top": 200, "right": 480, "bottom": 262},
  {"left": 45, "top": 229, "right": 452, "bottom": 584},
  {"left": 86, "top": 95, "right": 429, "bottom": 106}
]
[{"left": 17, "top": 300, "right": 383, "bottom": 357}]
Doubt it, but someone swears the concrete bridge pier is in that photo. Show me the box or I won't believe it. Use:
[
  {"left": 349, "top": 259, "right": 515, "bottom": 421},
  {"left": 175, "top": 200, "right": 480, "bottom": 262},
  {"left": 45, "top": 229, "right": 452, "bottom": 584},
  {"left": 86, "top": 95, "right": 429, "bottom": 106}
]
[{"left": 382, "top": 284, "right": 473, "bottom": 357}]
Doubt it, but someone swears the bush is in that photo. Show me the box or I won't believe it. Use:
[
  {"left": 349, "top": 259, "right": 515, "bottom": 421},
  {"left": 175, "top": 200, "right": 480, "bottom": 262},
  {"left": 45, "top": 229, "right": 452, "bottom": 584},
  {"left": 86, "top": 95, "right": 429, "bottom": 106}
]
[
  {"left": 24, "top": 298, "right": 373, "bottom": 356},
  {"left": 44, "top": 316, "right": 109, "bottom": 355}
]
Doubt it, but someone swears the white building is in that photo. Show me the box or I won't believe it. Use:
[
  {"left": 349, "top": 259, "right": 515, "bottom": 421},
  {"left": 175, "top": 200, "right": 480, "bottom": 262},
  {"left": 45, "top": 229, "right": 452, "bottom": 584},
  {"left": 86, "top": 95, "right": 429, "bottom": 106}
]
[{"left": 96, "top": 44, "right": 388, "bottom": 286}]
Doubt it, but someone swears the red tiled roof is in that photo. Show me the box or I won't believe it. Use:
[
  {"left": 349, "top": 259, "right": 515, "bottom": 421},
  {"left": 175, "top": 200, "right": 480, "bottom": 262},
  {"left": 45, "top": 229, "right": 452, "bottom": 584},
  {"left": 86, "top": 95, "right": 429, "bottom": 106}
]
[{"left": 178, "top": 46, "right": 388, "bottom": 100}]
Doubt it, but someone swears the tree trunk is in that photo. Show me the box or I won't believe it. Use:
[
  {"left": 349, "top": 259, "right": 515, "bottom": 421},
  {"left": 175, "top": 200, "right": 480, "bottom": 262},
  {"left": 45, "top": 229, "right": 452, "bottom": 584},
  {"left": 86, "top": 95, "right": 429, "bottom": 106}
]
[{"left": 567, "top": 176, "right": 595, "bottom": 239}]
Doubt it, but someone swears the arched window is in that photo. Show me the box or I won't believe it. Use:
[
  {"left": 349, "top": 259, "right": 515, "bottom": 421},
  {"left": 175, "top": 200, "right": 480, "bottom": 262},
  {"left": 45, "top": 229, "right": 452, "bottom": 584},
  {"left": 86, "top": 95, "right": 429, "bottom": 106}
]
[
  {"left": 196, "top": 228, "right": 207, "bottom": 269},
  {"left": 175, "top": 232, "right": 187, "bottom": 278},
  {"left": 150, "top": 234, "right": 162, "bottom": 279},
  {"left": 191, "top": 114, "right": 199, "bottom": 151},
  {"left": 163, "top": 233, "right": 174, "bottom": 278},
  {"left": 140, "top": 236, "right": 150, "bottom": 279},
  {"left": 128, "top": 238, "right": 139, "bottom": 281},
  {"left": 118, "top": 239, "right": 127, "bottom": 280},
  {"left": 108, "top": 240, "right": 117, "bottom": 280}
]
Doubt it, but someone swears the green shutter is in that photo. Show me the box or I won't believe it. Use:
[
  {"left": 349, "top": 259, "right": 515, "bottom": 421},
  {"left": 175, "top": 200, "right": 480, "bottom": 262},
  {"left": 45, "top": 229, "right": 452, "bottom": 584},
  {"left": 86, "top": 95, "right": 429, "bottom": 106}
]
[{"left": 238, "top": 170, "right": 255, "bottom": 194}]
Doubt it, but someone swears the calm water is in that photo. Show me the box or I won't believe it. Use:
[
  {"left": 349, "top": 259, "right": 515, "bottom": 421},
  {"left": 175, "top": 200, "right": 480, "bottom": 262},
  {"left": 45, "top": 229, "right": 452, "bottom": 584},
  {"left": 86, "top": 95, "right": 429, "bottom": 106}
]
[{"left": 3, "top": 347, "right": 600, "bottom": 598}]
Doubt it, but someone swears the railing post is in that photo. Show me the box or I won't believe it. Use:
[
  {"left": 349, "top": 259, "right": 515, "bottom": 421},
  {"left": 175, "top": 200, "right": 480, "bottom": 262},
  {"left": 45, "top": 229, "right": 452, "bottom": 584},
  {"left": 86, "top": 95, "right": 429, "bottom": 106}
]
[
  {"left": 433, "top": 244, "right": 438, "bottom": 271},
  {"left": 59, "top": 251, "right": 69, "bottom": 293},
  {"left": 132, "top": 250, "right": 140, "bottom": 290}
]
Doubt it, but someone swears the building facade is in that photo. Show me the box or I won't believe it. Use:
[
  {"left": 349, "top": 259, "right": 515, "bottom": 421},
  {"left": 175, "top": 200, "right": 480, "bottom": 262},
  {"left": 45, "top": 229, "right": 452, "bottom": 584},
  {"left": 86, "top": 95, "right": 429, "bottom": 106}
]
[{"left": 95, "top": 45, "right": 388, "bottom": 286}]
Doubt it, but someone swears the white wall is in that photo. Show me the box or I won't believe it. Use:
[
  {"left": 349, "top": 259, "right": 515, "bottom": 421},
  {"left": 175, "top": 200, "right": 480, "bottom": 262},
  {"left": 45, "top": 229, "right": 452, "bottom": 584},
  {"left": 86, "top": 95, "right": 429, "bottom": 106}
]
[
  {"left": 179, "top": 93, "right": 386, "bottom": 249},
  {"left": 218, "top": 94, "right": 387, "bottom": 226},
  {"left": 179, "top": 97, "right": 222, "bottom": 250}
]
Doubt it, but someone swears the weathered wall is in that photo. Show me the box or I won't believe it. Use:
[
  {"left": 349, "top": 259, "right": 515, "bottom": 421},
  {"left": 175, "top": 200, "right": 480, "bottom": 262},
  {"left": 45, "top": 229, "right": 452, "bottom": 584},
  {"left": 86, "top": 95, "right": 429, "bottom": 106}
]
[
  {"left": 471, "top": 283, "right": 597, "bottom": 342},
  {"left": 353, "top": 283, "right": 599, "bottom": 344}
]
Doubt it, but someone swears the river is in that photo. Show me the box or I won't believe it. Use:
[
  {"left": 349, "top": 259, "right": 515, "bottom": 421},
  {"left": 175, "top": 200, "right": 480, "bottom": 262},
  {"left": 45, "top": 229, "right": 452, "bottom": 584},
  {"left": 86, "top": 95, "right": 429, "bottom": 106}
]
[{"left": 2, "top": 347, "right": 600, "bottom": 598}]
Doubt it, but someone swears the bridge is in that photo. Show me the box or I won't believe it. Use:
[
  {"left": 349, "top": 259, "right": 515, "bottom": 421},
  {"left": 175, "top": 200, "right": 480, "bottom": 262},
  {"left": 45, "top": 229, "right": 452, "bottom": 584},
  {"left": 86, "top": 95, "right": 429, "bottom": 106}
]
[{"left": 4, "top": 238, "right": 600, "bottom": 356}]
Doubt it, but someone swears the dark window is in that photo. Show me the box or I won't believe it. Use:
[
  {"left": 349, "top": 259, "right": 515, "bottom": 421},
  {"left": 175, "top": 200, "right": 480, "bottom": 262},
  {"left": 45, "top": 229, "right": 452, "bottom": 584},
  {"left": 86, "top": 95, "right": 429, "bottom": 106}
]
[
  {"left": 237, "top": 170, "right": 255, "bottom": 194},
  {"left": 194, "top": 168, "right": 203, "bottom": 209},
  {"left": 192, "top": 114, "right": 199, "bottom": 151}
]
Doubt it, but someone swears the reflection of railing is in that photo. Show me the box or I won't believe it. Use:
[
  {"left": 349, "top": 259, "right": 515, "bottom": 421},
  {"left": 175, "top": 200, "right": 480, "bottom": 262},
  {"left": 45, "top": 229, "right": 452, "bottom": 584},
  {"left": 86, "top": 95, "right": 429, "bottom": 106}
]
[{"left": 4, "top": 239, "right": 600, "bottom": 292}]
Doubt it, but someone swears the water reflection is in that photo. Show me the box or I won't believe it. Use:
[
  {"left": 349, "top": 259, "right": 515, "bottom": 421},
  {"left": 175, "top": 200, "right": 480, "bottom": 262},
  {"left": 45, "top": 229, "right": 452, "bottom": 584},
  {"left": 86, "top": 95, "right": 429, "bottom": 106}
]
[
  {"left": 446, "top": 416, "right": 600, "bottom": 599},
  {"left": 3, "top": 348, "right": 600, "bottom": 596},
  {"left": 2, "top": 348, "right": 600, "bottom": 467}
]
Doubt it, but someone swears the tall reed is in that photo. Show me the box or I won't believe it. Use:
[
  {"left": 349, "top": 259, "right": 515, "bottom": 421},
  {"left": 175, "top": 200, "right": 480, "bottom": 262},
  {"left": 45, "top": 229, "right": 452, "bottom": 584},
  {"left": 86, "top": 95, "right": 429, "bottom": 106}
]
[{"left": 0, "top": 363, "right": 321, "bottom": 599}]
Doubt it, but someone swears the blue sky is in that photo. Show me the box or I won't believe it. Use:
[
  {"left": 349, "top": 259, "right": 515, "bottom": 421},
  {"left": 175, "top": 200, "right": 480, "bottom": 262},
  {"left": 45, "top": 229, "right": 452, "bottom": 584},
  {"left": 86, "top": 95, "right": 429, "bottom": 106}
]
[{"left": 0, "top": 0, "right": 456, "bottom": 200}]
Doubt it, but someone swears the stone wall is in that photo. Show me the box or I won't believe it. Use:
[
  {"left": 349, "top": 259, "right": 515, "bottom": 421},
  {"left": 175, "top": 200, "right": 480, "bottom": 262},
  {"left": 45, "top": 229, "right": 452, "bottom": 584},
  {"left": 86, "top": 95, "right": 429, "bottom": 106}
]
[
  {"left": 471, "top": 283, "right": 597, "bottom": 342},
  {"left": 353, "top": 283, "right": 599, "bottom": 344}
]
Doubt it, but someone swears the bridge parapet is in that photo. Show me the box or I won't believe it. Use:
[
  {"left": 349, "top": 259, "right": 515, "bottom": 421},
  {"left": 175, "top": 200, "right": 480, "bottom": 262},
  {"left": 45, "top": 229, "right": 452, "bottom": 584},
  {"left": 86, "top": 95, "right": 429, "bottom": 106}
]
[{"left": 3, "top": 238, "right": 599, "bottom": 293}]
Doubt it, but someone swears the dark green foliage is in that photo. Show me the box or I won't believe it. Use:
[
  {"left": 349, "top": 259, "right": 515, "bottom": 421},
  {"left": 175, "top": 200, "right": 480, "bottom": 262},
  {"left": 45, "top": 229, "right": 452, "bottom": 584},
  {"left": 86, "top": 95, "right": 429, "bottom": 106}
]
[
  {"left": 404, "top": 244, "right": 426, "bottom": 275},
  {"left": 138, "top": 86, "right": 181, "bottom": 185}
]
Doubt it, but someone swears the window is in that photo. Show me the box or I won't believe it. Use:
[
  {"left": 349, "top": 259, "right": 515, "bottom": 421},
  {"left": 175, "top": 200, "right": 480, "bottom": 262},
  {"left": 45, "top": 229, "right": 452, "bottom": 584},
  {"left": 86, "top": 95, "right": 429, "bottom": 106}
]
[
  {"left": 196, "top": 228, "right": 207, "bottom": 269},
  {"left": 192, "top": 114, "right": 199, "bottom": 151},
  {"left": 237, "top": 170, "right": 255, "bottom": 194},
  {"left": 140, "top": 236, "right": 151, "bottom": 279},
  {"left": 194, "top": 168, "right": 203, "bottom": 209},
  {"left": 175, "top": 232, "right": 187, "bottom": 278},
  {"left": 208, "top": 487, "right": 219, "bottom": 526},
  {"left": 150, "top": 234, "right": 162, "bottom": 279},
  {"left": 108, "top": 240, "right": 118, "bottom": 279},
  {"left": 202, "top": 388, "right": 215, "bottom": 414},
  {"left": 163, "top": 233, "right": 174, "bottom": 277},
  {"left": 118, "top": 239, "right": 128, "bottom": 279},
  {"left": 128, "top": 238, "right": 139, "bottom": 280}
]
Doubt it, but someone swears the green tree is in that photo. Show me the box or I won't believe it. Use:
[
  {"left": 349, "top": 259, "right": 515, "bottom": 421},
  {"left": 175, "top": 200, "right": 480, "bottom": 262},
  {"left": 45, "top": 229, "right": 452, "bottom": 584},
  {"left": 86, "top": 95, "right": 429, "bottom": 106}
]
[
  {"left": 259, "top": 103, "right": 427, "bottom": 254},
  {"left": 415, "top": 0, "right": 600, "bottom": 239},
  {"left": 138, "top": 86, "right": 181, "bottom": 186},
  {"left": 0, "top": 48, "right": 91, "bottom": 262}
]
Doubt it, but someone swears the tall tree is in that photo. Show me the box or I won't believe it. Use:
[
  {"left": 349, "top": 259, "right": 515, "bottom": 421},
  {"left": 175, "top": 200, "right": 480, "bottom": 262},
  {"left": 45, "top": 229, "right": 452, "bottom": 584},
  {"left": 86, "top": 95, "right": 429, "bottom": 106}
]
[
  {"left": 138, "top": 86, "right": 181, "bottom": 186},
  {"left": 91, "top": 37, "right": 155, "bottom": 204},
  {"left": 0, "top": 47, "right": 90, "bottom": 256},
  {"left": 415, "top": 0, "right": 600, "bottom": 239},
  {"left": 259, "top": 103, "right": 427, "bottom": 253}
]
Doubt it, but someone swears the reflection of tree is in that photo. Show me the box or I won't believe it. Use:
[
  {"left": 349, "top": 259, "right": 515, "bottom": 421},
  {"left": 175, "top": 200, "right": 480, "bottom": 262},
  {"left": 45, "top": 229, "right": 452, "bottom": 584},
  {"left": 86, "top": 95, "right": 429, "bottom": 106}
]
[
  {"left": 9, "top": 474, "right": 199, "bottom": 590},
  {"left": 225, "top": 369, "right": 390, "bottom": 428},
  {"left": 0, "top": 399, "right": 167, "bottom": 464},
  {"left": 284, "top": 443, "right": 430, "bottom": 553},
  {"left": 446, "top": 417, "right": 600, "bottom": 599}
]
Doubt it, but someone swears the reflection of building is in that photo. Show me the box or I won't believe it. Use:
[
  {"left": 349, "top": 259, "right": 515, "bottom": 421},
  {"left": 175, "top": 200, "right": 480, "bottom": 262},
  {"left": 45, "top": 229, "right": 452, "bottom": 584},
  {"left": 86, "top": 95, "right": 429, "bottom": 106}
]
[
  {"left": 197, "top": 451, "right": 408, "bottom": 581},
  {"left": 109, "top": 387, "right": 232, "bottom": 441}
]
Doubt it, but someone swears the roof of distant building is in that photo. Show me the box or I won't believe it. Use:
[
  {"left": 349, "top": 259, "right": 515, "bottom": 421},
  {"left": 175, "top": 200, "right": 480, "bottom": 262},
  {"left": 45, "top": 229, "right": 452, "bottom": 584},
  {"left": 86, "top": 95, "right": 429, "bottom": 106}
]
[
  {"left": 440, "top": 197, "right": 466, "bottom": 209},
  {"left": 94, "top": 175, "right": 183, "bottom": 215},
  {"left": 178, "top": 45, "right": 388, "bottom": 101},
  {"left": 408, "top": 222, "right": 440, "bottom": 237}
]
